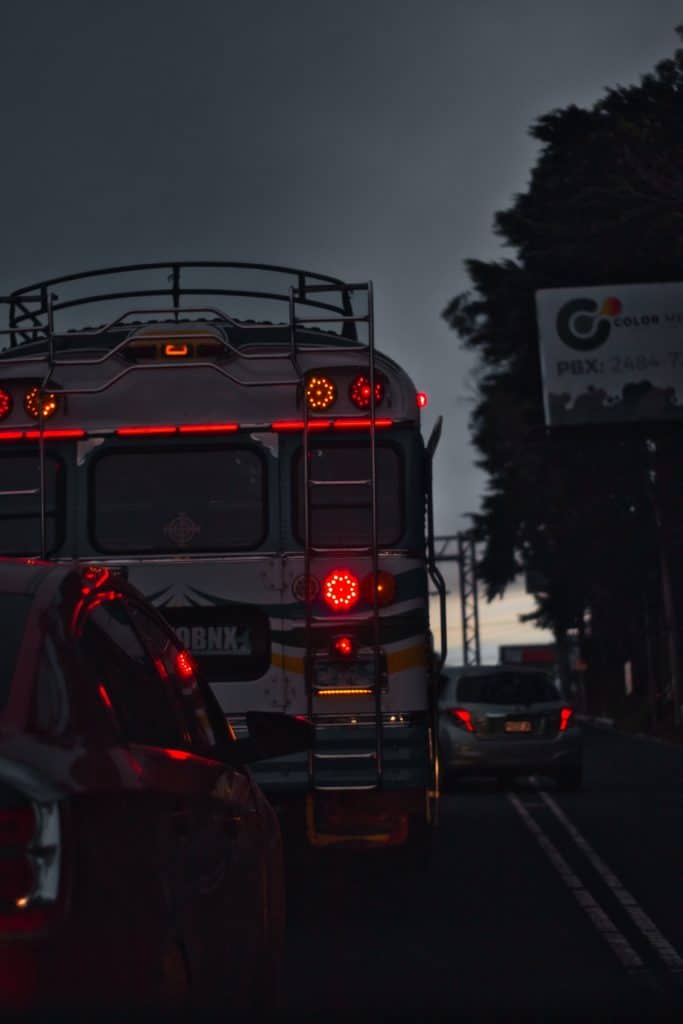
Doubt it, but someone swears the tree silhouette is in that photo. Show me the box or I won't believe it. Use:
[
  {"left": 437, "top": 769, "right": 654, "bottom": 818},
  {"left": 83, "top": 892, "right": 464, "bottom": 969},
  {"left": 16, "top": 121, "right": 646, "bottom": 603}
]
[{"left": 444, "top": 29, "right": 683, "bottom": 712}]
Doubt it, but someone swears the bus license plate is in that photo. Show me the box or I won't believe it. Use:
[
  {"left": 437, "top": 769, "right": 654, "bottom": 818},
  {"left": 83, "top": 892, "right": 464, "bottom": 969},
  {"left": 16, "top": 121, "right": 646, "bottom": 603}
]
[
  {"left": 314, "top": 659, "right": 375, "bottom": 690},
  {"left": 505, "top": 720, "right": 532, "bottom": 733}
]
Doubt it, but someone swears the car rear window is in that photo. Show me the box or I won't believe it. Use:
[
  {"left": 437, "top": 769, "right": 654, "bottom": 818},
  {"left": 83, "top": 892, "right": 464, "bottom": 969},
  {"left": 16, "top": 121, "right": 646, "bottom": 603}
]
[
  {"left": 456, "top": 672, "right": 559, "bottom": 705},
  {"left": 0, "top": 594, "right": 31, "bottom": 710},
  {"left": 91, "top": 446, "right": 266, "bottom": 554}
]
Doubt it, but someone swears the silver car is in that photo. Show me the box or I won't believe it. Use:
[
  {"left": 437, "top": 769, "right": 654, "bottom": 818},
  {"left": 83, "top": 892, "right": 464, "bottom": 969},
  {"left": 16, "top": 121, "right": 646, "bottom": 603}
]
[{"left": 438, "top": 665, "right": 583, "bottom": 790}]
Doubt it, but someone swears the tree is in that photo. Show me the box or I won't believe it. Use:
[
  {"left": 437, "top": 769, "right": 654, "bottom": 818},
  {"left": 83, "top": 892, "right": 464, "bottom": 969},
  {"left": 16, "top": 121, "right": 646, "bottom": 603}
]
[{"left": 444, "top": 30, "right": 683, "bottom": 707}]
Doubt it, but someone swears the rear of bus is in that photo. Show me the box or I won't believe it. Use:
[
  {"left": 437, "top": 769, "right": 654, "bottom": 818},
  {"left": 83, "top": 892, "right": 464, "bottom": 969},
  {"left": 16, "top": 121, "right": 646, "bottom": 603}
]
[{"left": 0, "top": 285, "right": 441, "bottom": 851}]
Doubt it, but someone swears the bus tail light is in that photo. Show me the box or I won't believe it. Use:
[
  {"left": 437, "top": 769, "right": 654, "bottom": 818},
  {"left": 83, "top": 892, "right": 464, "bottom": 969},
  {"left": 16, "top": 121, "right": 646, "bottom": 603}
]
[
  {"left": 305, "top": 375, "right": 337, "bottom": 411},
  {"left": 449, "top": 708, "right": 475, "bottom": 732},
  {"left": 0, "top": 387, "right": 12, "bottom": 421},
  {"left": 24, "top": 387, "right": 58, "bottom": 420},
  {"left": 322, "top": 570, "right": 360, "bottom": 611},
  {"left": 331, "top": 636, "right": 355, "bottom": 658},
  {"left": 349, "top": 375, "right": 384, "bottom": 410},
  {"left": 362, "top": 571, "right": 396, "bottom": 607}
]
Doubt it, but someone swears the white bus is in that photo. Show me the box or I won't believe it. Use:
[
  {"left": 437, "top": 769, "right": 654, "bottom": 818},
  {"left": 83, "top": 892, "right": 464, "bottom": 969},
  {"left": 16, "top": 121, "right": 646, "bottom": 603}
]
[{"left": 0, "top": 262, "right": 446, "bottom": 856}]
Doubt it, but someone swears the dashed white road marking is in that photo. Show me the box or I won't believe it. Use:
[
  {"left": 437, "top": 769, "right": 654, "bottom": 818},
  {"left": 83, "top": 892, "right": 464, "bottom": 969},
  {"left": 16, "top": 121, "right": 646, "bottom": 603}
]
[
  {"left": 508, "top": 792, "right": 650, "bottom": 978},
  {"left": 532, "top": 781, "right": 683, "bottom": 977}
]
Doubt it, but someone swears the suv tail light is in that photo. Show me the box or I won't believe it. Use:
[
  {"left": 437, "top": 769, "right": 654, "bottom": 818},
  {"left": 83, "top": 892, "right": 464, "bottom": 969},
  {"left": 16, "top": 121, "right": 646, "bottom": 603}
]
[
  {"left": 0, "top": 798, "right": 62, "bottom": 935},
  {"left": 448, "top": 708, "right": 475, "bottom": 733}
]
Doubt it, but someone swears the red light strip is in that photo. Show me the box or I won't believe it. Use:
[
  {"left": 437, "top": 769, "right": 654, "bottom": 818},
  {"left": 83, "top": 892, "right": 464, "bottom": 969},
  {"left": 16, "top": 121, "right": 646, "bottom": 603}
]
[
  {"left": 333, "top": 418, "right": 393, "bottom": 429},
  {"left": 271, "top": 418, "right": 392, "bottom": 432},
  {"left": 178, "top": 423, "right": 239, "bottom": 434},
  {"left": 271, "top": 420, "right": 332, "bottom": 431},
  {"left": 116, "top": 426, "right": 176, "bottom": 436},
  {"left": 0, "top": 429, "right": 85, "bottom": 441}
]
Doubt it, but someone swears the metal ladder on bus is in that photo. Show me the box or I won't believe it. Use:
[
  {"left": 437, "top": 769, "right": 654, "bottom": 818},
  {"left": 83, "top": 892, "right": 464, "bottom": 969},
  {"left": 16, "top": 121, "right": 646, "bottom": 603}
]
[{"left": 290, "top": 281, "right": 384, "bottom": 797}]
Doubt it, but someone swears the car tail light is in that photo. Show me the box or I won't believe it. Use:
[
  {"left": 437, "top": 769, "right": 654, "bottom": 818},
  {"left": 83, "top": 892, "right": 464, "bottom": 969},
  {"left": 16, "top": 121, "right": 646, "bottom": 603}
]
[
  {"left": 362, "top": 571, "right": 396, "bottom": 607},
  {"left": 349, "top": 375, "right": 384, "bottom": 410},
  {"left": 0, "top": 800, "right": 62, "bottom": 935},
  {"left": 305, "top": 375, "right": 337, "bottom": 411},
  {"left": 24, "top": 386, "right": 58, "bottom": 420},
  {"left": 176, "top": 650, "right": 196, "bottom": 679},
  {"left": 0, "top": 387, "right": 12, "bottom": 421},
  {"left": 559, "top": 707, "right": 574, "bottom": 731},
  {"left": 322, "top": 570, "right": 360, "bottom": 611},
  {"left": 449, "top": 708, "right": 475, "bottom": 733}
]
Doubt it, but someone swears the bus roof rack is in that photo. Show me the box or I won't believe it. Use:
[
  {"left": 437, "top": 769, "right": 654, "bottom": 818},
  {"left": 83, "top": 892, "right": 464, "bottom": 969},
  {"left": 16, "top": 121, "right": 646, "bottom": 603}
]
[{"left": 1, "top": 261, "right": 371, "bottom": 349}]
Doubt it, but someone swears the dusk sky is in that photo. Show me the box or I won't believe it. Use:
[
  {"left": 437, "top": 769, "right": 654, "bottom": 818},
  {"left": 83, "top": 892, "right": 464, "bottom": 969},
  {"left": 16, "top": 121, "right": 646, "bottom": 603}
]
[{"left": 2, "top": 1, "right": 681, "bottom": 660}]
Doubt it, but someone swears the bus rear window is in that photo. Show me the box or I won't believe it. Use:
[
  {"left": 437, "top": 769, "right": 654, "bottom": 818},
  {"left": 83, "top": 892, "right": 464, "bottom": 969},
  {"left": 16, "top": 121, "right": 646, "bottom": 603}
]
[
  {"left": 0, "top": 456, "right": 63, "bottom": 556},
  {"left": 91, "top": 447, "right": 266, "bottom": 553},
  {"left": 294, "top": 443, "right": 403, "bottom": 547}
]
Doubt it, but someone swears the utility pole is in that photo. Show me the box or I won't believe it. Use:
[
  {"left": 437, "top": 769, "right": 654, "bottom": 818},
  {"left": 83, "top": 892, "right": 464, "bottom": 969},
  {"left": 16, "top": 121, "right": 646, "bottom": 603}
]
[{"left": 434, "top": 532, "right": 481, "bottom": 666}]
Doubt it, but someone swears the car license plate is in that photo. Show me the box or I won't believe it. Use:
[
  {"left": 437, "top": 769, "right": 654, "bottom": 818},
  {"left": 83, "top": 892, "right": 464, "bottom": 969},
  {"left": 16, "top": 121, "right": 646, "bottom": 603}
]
[
  {"left": 505, "top": 720, "right": 532, "bottom": 733},
  {"left": 314, "top": 658, "right": 375, "bottom": 689}
]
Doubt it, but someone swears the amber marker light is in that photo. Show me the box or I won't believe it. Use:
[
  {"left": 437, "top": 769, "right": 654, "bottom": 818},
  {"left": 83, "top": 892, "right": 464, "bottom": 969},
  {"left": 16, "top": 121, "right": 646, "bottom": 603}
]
[
  {"left": 164, "top": 343, "right": 189, "bottom": 357},
  {"left": 362, "top": 571, "right": 396, "bottom": 607},
  {"left": 305, "top": 374, "right": 337, "bottom": 411},
  {"left": 317, "top": 688, "right": 373, "bottom": 696},
  {"left": 24, "top": 386, "right": 57, "bottom": 420}
]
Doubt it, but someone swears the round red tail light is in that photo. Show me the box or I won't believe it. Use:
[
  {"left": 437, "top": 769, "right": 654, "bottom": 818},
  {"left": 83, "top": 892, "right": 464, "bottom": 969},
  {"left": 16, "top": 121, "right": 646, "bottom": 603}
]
[
  {"left": 350, "top": 375, "right": 384, "bottom": 410},
  {"left": 332, "top": 636, "right": 355, "bottom": 658},
  {"left": 0, "top": 387, "right": 12, "bottom": 421},
  {"left": 322, "top": 570, "right": 360, "bottom": 611}
]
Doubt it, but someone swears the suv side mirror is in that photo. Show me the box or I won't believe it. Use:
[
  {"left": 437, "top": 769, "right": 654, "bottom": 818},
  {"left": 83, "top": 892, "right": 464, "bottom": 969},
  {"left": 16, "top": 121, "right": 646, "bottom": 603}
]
[{"left": 228, "top": 711, "right": 313, "bottom": 766}]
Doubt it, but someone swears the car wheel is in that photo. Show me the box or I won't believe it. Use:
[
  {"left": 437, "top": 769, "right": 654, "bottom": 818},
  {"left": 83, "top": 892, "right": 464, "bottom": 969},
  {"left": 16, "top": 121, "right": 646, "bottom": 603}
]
[{"left": 555, "top": 764, "right": 583, "bottom": 791}]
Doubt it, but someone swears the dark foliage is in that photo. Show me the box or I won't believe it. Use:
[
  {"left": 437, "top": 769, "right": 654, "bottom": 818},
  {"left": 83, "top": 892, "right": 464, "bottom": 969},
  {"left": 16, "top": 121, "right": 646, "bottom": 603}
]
[{"left": 443, "top": 30, "right": 683, "bottom": 687}]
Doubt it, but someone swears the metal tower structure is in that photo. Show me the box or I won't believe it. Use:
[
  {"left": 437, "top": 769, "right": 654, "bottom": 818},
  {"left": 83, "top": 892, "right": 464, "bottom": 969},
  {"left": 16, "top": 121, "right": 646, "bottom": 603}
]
[{"left": 434, "top": 533, "right": 481, "bottom": 666}]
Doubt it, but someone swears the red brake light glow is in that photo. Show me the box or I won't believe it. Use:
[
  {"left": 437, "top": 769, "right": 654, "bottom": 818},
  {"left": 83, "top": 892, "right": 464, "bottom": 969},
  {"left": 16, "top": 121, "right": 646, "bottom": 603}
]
[
  {"left": 416, "top": 391, "right": 428, "bottom": 408},
  {"left": 305, "top": 375, "right": 337, "bottom": 411},
  {"left": 333, "top": 418, "right": 392, "bottom": 430},
  {"left": 0, "top": 387, "right": 12, "bottom": 421},
  {"left": 449, "top": 708, "right": 474, "bottom": 732},
  {"left": 332, "top": 636, "right": 355, "bottom": 658},
  {"left": 349, "top": 375, "right": 384, "bottom": 410},
  {"left": 559, "top": 707, "right": 574, "bottom": 731},
  {"left": 176, "top": 650, "right": 195, "bottom": 679},
  {"left": 322, "top": 570, "right": 360, "bottom": 611}
]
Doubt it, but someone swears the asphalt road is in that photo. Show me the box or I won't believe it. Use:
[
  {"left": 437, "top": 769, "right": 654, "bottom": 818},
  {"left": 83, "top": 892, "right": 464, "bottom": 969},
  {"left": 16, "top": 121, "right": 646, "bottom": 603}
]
[{"left": 281, "top": 727, "right": 683, "bottom": 1020}]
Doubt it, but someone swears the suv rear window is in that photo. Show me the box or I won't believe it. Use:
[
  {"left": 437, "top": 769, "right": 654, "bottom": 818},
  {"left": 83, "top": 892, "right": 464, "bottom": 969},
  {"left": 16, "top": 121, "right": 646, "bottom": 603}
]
[
  {"left": 0, "top": 594, "right": 31, "bottom": 710},
  {"left": 294, "top": 442, "right": 403, "bottom": 546},
  {"left": 0, "top": 455, "right": 63, "bottom": 555},
  {"left": 91, "top": 446, "right": 266, "bottom": 553},
  {"left": 456, "top": 672, "right": 559, "bottom": 704}
]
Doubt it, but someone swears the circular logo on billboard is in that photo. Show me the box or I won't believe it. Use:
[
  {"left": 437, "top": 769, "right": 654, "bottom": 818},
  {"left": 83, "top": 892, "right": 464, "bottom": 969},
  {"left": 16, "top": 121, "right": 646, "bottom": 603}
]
[
  {"left": 556, "top": 296, "right": 621, "bottom": 351},
  {"left": 292, "top": 574, "right": 319, "bottom": 602},
  {"left": 164, "top": 512, "right": 200, "bottom": 548}
]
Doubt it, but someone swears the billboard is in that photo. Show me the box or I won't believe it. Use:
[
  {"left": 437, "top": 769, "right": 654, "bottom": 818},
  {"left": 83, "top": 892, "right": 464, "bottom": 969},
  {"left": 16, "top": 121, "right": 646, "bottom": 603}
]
[{"left": 535, "top": 282, "right": 683, "bottom": 426}]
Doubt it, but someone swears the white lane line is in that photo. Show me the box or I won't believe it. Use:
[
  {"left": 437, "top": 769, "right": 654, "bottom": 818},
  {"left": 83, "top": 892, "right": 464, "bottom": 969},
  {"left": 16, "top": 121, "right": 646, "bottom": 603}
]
[
  {"left": 508, "top": 793, "right": 648, "bottom": 976},
  {"left": 533, "top": 782, "right": 683, "bottom": 977}
]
